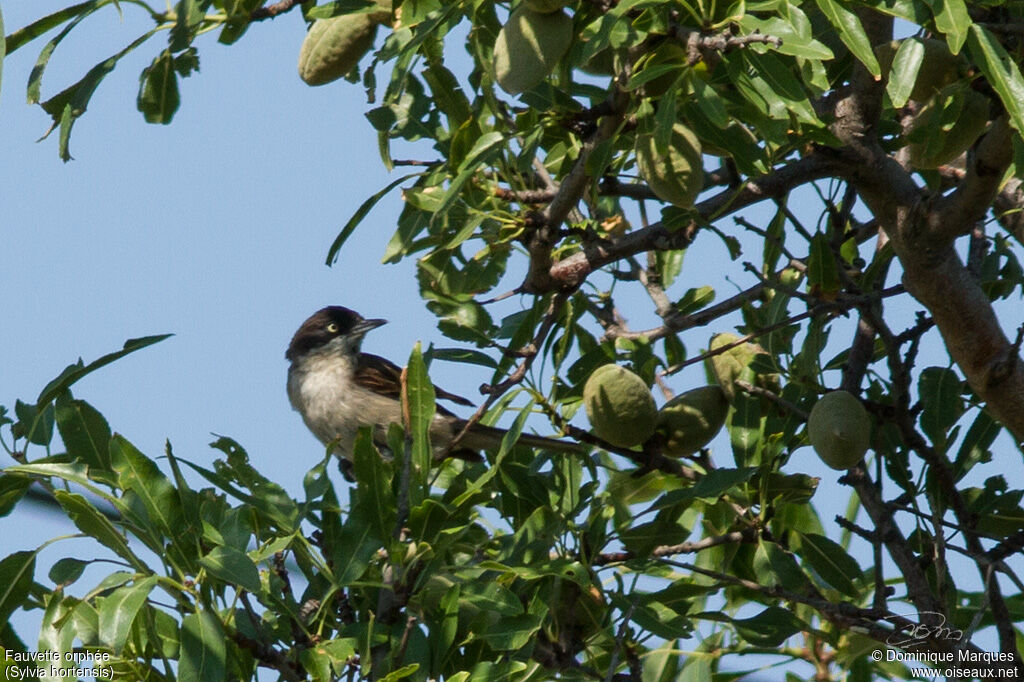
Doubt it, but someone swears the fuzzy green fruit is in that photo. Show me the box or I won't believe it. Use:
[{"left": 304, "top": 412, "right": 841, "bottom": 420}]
[
  {"left": 635, "top": 123, "right": 703, "bottom": 207},
  {"left": 298, "top": 14, "right": 378, "bottom": 86},
  {"left": 493, "top": 6, "right": 573, "bottom": 95},
  {"left": 907, "top": 88, "right": 989, "bottom": 170},
  {"left": 655, "top": 386, "right": 729, "bottom": 457},
  {"left": 583, "top": 365, "right": 657, "bottom": 448},
  {"left": 807, "top": 391, "right": 871, "bottom": 470}
]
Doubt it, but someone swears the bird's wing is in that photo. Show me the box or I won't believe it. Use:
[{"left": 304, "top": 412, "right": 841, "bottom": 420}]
[{"left": 355, "top": 353, "right": 476, "bottom": 414}]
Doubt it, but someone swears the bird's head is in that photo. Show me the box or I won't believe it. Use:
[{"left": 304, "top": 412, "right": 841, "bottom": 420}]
[{"left": 286, "top": 306, "right": 387, "bottom": 362}]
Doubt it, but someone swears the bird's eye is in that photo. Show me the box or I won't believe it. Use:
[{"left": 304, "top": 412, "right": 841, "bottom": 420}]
[{"left": 326, "top": 323, "right": 340, "bottom": 333}]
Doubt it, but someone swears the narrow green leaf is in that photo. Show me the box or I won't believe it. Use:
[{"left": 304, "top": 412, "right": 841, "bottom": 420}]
[
  {"left": 814, "top": 0, "right": 880, "bottom": 76},
  {"left": 199, "top": 546, "right": 261, "bottom": 593},
  {"left": 431, "top": 132, "right": 504, "bottom": 224},
  {"left": 110, "top": 434, "right": 181, "bottom": 539},
  {"left": 332, "top": 506, "right": 383, "bottom": 584},
  {"left": 731, "top": 606, "right": 806, "bottom": 646},
  {"left": 475, "top": 613, "right": 543, "bottom": 651},
  {"left": 352, "top": 428, "right": 395, "bottom": 542},
  {"left": 741, "top": 51, "right": 820, "bottom": 126},
  {"left": 925, "top": 0, "right": 970, "bottom": 54},
  {"left": 0, "top": 474, "right": 33, "bottom": 518},
  {"left": 792, "top": 532, "right": 861, "bottom": 597},
  {"left": 886, "top": 38, "right": 925, "bottom": 108},
  {"left": 53, "top": 490, "right": 148, "bottom": 572},
  {"left": 953, "top": 409, "right": 1000, "bottom": 479},
  {"left": 405, "top": 343, "right": 435, "bottom": 488},
  {"left": 37, "top": 334, "right": 172, "bottom": 405},
  {"left": 98, "top": 576, "right": 157, "bottom": 653},
  {"left": 136, "top": 50, "right": 179, "bottom": 124},
  {"left": 0, "top": 551, "right": 35, "bottom": 624},
  {"left": 179, "top": 610, "right": 226, "bottom": 681},
  {"left": 807, "top": 233, "right": 840, "bottom": 299},
  {"left": 38, "top": 28, "right": 161, "bottom": 160},
  {"left": 966, "top": 24, "right": 1024, "bottom": 135},
  {"left": 327, "top": 173, "right": 419, "bottom": 265},
  {"left": 4, "top": 462, "right": 118, "bottom": 505},
  {"left": 918, "top": 367, "right": 964, "bottom": 446},
  {"left": 5, "top": 0, "right": 112, "bottom": 55},
  {"left": 55, "top": 394, "right": 112, "bottom": 471},
  {"left": 428, "top": 347, "right": 498, "bottom": 370}
]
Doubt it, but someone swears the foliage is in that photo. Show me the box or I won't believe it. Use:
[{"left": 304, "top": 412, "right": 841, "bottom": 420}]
[{"left": 4, "top": 0, "right": 1024, "bottom": 680}]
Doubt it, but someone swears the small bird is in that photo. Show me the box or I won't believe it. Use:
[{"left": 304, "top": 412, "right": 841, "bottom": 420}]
[{"left": 286, "top": 306, "right": 581, "bottom": 463}]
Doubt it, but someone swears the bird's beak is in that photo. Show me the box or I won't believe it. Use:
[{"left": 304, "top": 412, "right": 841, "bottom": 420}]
[{"left": 353, "top": 318, "right": 387, "bottom": 336}]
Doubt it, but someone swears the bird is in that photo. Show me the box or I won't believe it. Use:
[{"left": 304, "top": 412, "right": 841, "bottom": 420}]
[{"left": 286, "top": 306, "right": 582, "bottom": 464}]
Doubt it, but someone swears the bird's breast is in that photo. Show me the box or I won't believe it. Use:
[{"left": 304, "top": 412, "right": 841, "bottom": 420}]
[{"left": 287, "top": 355, "right": 403, "bottom": 454}]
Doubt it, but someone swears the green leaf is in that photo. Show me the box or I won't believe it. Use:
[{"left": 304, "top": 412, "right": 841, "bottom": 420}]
[
  {"left": 731, "top": 606, "right": 806, "bottom": 646},
  {"left": 179, "top": 610, "right": 226, "bottom": 681},
  {"left": 5, "top": 0, "right": 118, "bottom": 56},
  {"left": 55, "top": 394, "right": 112, "bottom": 471},
  {"left": 327, "top": 173, "right": 419, "bottom": 265},
  {"left": 886, "top": 38, "right": 925, "bottom": 108},
  {"left": 13, "top": 399, "right": 55, "bottom": 446},
  {"left": 807, "top": 233, "right": 840, "bottom": 299},
  {"left": 110, "top": 434, "right": 181, "bottom": 539},
  {"left": 0, "top": 551, "right": 35, "bottom": 625},
  {"left": 918, "top": 367, "right": 964, "bottom": 447},
  {"left": 0, "top": 474, "right": 33, "bottom": 518},
  {"left": 406, "top": 343, "right": 435, "bottom": 489},
  {"left": 380, "top": 664, "right": 420, "bottom": 681},
  {"left": 924, "top": 0, "right": 970, "bottom": 54},
  {"left": 48, "top": 558, "right": 89, "bottom": 586},
  {"left": 136, "top": 50, "right": 180, "bottom": 124},
  {"left": 427, "top": 347, "right": 498, "bottom": 370},
  {"left": 475, "top": 613, "right": 543, "bottom": 651},
  {"left": 675, "top": 285, "right": 715, "bottom": 316},
  {"left": 953, "top": 409, "right": 1000, "bottom": 479},
  {"left": 332, "top": 505, "right": 384, "bottom": 584},
  {"left": 737, "top": 51, "right": 820, "bottom": 126},
  {"left": 754, "top": 540, "right": 814, "bottom": 593},
  {"left": 98, "top": 576, "right": 157, "bottom": 653},
  {"left": 37, "top": 334, "right": 172, "bottom": 405},
  {"left": 432, "top": 132, "right": 504, "bottom": 224},
  {"left": 199, "top": 546, "right": 261, "bottom": 593},
  {"left": 53, "top": 490, "right": 148, "bottom": 572},
  {"left": 4, "top": 462, "right": 117, "bottom": 504},
  {"left": 791, "top": 532, "right": 861, "bottom": 598},
  {"left": 813, "top": 0, "right": 880, "bottom": 76},
  {"left": 966, "top": 24, "right": 1024, "bottom": 136},
  {"left": 352, "top": 428, "right": 395, "bottom": 542}
]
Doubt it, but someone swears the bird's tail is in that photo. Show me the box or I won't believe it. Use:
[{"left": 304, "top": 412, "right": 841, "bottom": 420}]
[{"left": 456, "top": 421, "right": 584, "bottom": 454}]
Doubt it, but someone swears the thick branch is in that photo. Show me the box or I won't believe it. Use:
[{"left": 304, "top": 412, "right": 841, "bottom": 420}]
[
  {"left": 547, "top": 155, "right": 837, "bottom": 290},
  {"left": 931, "top": 117, "right": 1014, "bottom": 242}
]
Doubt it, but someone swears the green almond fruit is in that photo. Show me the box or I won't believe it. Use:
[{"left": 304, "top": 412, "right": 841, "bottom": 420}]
[
  {"left": 907, "top": 88, "right": 989, "bottom": 170},
  {"left": 635, "top": 123, "right": 703, "bottom": 207},
  {"left": 807, "top": 391, "right": 871, "bottom": 470},
  {"left": 298, "top": 13, "right": 378, "bottom": 86},
  {"left": 583, "top": 365, "right": 657, "bottom": 448},
  {"left": 655, "top": 385, "right": 729, "bottom": 458},
  {"left": 493, "top": 6, "right": 573, "bottom": 95}
]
